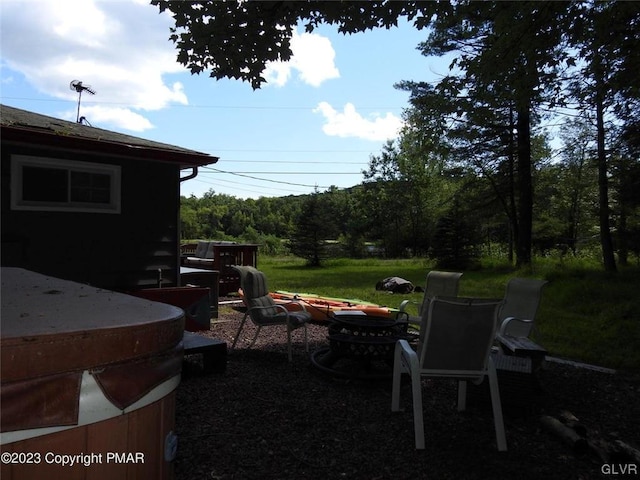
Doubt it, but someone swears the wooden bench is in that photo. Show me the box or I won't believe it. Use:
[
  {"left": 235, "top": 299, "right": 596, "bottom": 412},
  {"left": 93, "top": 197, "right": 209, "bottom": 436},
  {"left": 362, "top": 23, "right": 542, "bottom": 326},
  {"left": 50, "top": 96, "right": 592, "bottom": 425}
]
[
  {"left": 183, "top": 331, "right": 227, "bottom": 374},
  {"left": 496, "top": 333, "right": 547, "bottom": 371}
]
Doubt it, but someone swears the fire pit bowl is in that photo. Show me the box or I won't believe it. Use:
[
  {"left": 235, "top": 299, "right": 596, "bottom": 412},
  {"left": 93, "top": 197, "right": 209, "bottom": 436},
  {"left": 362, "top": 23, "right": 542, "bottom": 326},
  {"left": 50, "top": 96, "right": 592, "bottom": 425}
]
[
  {"left": 327, "top": 315, "right": 405, "bottom": 359},
  {"left": 311, "top": 314, "right": 409, "bottom": 380}
]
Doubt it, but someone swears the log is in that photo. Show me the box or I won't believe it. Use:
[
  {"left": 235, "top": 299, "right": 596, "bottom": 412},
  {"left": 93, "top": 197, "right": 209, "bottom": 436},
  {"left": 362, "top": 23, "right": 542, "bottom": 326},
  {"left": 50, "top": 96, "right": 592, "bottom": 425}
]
[
  {"left": 587, "top": 438, "right": 612, "bottom": 463},
  {"left": 558, "top": 410, "right": 580, "bottom": 423},
  {"left": 613, "top": 440, "right": 640, "bottom": 465},
  {"left": 544, "top": 411, "right": 640, "bottom": 464},
  {"left": 540, "top": 415, "right": 588, "bottom": 454},
  {"left": 558, "top": 410, "right": 588, "bottom": 437}
]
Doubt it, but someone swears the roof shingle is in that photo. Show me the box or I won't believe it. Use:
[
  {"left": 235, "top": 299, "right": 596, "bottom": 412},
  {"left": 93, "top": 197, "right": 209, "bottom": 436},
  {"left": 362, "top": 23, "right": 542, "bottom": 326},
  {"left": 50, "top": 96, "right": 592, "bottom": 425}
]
[{"left": 1, "top": 104, "right": 217, "bottom": 167}]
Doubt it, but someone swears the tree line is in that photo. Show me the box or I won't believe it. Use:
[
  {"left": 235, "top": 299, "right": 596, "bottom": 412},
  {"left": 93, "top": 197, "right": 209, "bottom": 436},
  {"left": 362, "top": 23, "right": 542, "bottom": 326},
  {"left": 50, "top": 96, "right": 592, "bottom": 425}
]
[
  {"left": 164, "top": 1, "right": 640, "bottom": 270},
  {"left": 181, "top": 111, "right": 640, "bottom": 269}
]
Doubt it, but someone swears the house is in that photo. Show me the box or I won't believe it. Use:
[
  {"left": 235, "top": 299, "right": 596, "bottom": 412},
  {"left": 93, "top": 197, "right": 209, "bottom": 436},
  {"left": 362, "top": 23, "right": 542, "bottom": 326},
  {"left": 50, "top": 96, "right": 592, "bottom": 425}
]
[{"left": 1, "top": 104, "right": 218, "bottom": 291}]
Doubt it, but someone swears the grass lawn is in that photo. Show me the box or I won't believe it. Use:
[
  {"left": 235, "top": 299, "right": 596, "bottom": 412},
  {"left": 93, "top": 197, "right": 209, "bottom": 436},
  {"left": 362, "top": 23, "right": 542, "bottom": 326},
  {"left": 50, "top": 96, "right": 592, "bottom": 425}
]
[{"left": 255, "top": 255, "right": 640, "bottom": 371}]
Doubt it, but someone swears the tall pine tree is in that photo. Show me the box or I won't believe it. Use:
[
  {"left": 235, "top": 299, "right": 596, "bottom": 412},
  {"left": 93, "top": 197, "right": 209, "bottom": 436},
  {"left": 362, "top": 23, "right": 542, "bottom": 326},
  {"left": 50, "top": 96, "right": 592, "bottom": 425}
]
[{"left": 289, "top": 192, "right": 330, "bottom": 267}]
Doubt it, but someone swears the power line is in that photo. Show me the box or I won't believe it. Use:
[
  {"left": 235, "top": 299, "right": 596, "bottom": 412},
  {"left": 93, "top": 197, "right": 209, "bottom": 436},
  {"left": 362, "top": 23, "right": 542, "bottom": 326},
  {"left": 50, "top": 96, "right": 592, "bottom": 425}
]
[
  {"left": 200, "top": 165, "right": 362, "bottom": 175},
  {"left": 216, "top": 159, "right": 369, "bottom": 165},
  {"left": 188, "top": 176, "right": 310, "bottom": 195},
  {"left": 208, "top": 167, "right": 333, "bottom": 189},
  {"left": 199, "top": 172, "right": 312, "bottom": 191},
  {"left": 213, "top": 149, "right": 375, "bottom": 153},
  {"left": 201, "top": 170, "right": 362, "bottom": 175},
  {"left": 0, "top": 96, "right": 404, "bottom": 111}
]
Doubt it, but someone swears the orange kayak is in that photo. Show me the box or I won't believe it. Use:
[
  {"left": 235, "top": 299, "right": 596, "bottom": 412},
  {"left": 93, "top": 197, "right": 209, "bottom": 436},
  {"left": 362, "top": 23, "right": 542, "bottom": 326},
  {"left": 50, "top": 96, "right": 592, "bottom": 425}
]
[{"left": 240, "top": 290, "right": 396, "bottom": 322}]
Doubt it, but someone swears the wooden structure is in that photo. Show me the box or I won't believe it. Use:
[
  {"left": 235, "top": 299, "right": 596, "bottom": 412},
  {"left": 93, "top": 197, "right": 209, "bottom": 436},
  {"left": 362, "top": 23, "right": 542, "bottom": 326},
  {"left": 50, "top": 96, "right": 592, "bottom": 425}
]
[
  {"left": 183, "top": 332, "right": 227, "bottom": 374},
  {"left": 181, "top": 241, "right": 258, "bottom": 295},
  {"left": 1, "top": 268, "right": 184, "bottom": 479},
  {"left": 180, "top": 267, "right": 220, "bottom": 317},
  {"left": 496, "top": 333, "right": 548, "bottom": 371},
  {"left": 130, "top": 286, "right": 213, "bottom": 331},
  {"left": 1, "top": 104, "right": 218, "bottom": 291}
]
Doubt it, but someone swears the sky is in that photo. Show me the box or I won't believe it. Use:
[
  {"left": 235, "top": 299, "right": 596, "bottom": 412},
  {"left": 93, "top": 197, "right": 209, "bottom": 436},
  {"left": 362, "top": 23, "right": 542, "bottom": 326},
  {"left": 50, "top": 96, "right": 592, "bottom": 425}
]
[{"left": 0, "top": 0, "right": 453, "bottom": 199}]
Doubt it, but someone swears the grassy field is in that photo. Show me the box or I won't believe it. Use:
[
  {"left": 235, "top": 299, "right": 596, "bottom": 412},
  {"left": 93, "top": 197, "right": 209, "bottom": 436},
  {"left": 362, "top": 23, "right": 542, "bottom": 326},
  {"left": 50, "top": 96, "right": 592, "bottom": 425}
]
[{"left": 253, "top": 255, "right": 640, "bottom": 371}]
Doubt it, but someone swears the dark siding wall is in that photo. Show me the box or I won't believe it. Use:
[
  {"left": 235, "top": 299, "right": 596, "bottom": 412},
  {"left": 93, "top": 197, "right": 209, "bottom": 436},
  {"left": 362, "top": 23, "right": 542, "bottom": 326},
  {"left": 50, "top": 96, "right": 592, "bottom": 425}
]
[{"left": 1, "top": 143, "right": 180, "bottom": 291}]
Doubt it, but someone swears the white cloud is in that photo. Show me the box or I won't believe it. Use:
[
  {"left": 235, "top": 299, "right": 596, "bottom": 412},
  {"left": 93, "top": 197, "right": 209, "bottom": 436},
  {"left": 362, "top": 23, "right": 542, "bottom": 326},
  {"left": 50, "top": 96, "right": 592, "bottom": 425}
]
[
  {"left": 313, "top": 102, "right": 404, "bottom": 142},
  {"left": 64, "top": 105, "right": 154, "bottom": 132},
  {"left": 264, "top": 30, "right": 340, "bottom": 87},
  {"left": 263, "top": 62, "right": 292, "bottom": 87},
  {"left": 0, "top": 0, "right": 187, "bottom": 131},
  {"left": 51, "top": 1, "right": 110, "bottom": 47}
]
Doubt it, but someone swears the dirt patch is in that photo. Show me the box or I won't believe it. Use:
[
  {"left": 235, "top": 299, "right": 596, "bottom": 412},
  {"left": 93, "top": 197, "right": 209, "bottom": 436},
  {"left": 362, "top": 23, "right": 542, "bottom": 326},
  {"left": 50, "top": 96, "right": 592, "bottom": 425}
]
[{"left": 176, "top": 307, "right": 640, "bottom": 480}]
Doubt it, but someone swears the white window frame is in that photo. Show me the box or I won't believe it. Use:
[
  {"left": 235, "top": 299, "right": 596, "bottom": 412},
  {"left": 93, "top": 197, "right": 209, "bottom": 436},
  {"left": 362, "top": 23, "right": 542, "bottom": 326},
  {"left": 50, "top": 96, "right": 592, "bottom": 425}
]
[{"left": 10, "top": 155, "right": 122, "bottom": 214}]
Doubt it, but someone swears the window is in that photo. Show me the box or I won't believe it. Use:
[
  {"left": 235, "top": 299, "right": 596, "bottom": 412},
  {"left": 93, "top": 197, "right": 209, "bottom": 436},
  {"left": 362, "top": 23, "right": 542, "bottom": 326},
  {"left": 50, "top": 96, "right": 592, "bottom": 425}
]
[{"left": 11, "top": 155, "right": 121, "bottom": 213}]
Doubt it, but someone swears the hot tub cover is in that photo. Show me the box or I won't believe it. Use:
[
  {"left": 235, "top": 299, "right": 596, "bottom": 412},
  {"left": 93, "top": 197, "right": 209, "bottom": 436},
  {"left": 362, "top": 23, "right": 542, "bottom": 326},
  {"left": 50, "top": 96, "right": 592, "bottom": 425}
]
[{"left": 1, "top": 268, "right": 184, "bottom": 434}]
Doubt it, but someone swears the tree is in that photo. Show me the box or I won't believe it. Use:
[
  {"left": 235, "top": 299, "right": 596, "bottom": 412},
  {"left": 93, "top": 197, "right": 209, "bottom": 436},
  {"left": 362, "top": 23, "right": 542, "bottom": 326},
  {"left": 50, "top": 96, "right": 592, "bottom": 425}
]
[
  {"left": 565, "top": 1, "right": 640, "bottom": 271},
  {"left": 155, "top": 1, "right": 567, "bottom": 268},
  {"left": 288, "top": 191, "right": 331, "bottom": 266},
  {"left": 611, "top": 153, "right": 640, "bottom": 265},
  {"left": 396, "top": 79, "right": 522, "bottom": 261},
  {"left": 552, "top": 119, "right": 599, "bottom": 255},
  {"left": 396, "top": 105, "right": 451, "bottom": 255},
  {"left": 151, "top": 1, "right": 438, "bottom": 89},
  {"left": 431, "top": 196, "right": 482, "bottom": 270},
  {"left": 406, "top": 1, "right": 572, "bottom": 269},
  {"left": 362, "top": 141, "right": 414, "bottom": 257},
  {"left": 163, "top": 0, "right": 639, "bottom": 267},
  {"left": 180, "top": 195, "right": 200, "bottom": 239}
]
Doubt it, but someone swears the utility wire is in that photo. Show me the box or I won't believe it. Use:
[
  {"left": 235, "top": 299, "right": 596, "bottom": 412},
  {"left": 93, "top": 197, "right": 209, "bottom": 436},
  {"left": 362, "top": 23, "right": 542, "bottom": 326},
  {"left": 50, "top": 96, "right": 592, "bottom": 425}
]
[
  {"left": 199, "top": 171, "right": 315, "bottom": 191},
  {"left": 208, "top": 167, "right": 332, "bottom": 189},
  {"left": 0, "top": 96, "right": 404, "bottom": 111},
  {"left": 206, "top": 148, "right": 376, "bottom": 153},
  {"left": 188, "top": 176, "right": 310, "bottom": 195},
  {"left": 218, "top": 160, "right": 369, "bottom": 164},
  {"left": 201, "top": 170, "right": 361, "bottom": 175}
]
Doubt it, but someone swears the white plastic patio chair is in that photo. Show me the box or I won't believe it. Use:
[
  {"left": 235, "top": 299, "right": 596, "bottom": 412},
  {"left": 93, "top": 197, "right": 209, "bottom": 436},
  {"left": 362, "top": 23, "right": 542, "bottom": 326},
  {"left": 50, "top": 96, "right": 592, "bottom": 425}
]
[
  {"left": 391, "top": 296, "right": 507, "bottom": 451},
  {"left": 397, "top": 271, "right": 463, "bottom": 326},
  {"left": 498, "top": 278, "right": 548, "bottom": 338},
  {"left": 232, "top": 266, "right": 310, "bottom": 361}
]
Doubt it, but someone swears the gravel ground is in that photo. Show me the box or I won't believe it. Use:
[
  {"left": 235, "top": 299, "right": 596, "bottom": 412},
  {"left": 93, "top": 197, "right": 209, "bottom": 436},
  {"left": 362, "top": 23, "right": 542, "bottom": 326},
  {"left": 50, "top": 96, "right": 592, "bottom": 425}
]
[{"left": 175, "top": 305, "right": 640, "bottom": 480}]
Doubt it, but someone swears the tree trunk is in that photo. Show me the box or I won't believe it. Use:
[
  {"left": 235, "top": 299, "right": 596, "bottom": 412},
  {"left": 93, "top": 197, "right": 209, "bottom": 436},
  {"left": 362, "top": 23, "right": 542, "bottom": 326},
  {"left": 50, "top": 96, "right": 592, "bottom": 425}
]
[
  {"left": 508, "top": 107, "right": 517, "bottom": 265},
  {"left": 515, "top": 104, "right": 533, "bottom": 270},
  {"left": 595, "top": 80, "right": 617, "bottom": 272},
  {"left": 617, "top": 204, "right": 628, "bottom": 266}
]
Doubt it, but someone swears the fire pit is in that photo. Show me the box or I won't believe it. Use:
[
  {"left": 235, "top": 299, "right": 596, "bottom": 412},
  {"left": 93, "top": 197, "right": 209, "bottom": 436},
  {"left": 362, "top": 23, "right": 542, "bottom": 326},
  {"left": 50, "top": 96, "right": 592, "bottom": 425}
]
[{"left": 310, "top": 314, "right": 410, "bottom": 380}]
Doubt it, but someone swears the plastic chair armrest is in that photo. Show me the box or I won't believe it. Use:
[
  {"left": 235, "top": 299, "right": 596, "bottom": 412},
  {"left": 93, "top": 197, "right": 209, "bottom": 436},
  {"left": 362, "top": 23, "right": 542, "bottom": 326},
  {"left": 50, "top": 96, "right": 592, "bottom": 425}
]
[
  {"left": 499, "top": 317, "right": 534, "bottom": 336},
  {"left": 394, "top": 339, "right": 420, "bottom": 371}
]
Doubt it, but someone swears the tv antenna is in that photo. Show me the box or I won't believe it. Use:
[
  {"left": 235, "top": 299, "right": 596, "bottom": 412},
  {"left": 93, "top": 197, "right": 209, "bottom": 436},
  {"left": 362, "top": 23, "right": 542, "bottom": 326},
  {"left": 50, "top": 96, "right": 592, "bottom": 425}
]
[{"left": 70, "top": 80, "right": 96, "bottom": 123}]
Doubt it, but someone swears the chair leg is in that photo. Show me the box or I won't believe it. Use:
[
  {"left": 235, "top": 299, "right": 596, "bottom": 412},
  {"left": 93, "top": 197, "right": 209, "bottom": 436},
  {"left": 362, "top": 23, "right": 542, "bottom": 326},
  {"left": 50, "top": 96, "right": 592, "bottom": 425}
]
[
  {"left": 391, "top": 342, "right": 424, "bottom": 449},
  {"left": 391, "top": 348, "right": 403, "bottom": 412},
  {"left": 231, "top": 315, "right": 248, "bottom": 350},
  {"left": 249, "top": 326, "right": 262, "bottom": 348},
  {"left": 488, "top": 359, "right": 508, "bottom": 451},
  {"left": 286, "top": 326, "right": 293, "bottom": 362},
  {"left": 457, "top": 380, "right": 467, "bottom": 412},
  {"left": 303, "top": 324, "right": 309, "bottom": 352},
  {"left": 410, "top": 370, "right": 425, "bottom": 449}
]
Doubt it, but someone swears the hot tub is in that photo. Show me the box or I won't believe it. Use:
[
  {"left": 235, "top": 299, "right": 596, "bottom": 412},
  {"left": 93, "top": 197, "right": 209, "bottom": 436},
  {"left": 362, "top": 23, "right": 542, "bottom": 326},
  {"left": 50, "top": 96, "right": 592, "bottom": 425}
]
[{"left": 0, "top": 268, "right": 184, "bottom": 480}]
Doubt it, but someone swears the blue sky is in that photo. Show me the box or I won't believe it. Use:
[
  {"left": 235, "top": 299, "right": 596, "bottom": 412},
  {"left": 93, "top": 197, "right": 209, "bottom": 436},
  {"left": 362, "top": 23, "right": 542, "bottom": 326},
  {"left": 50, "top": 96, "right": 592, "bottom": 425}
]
[{"left": 1, "top": 0, "right": 452, "bottom": 199}]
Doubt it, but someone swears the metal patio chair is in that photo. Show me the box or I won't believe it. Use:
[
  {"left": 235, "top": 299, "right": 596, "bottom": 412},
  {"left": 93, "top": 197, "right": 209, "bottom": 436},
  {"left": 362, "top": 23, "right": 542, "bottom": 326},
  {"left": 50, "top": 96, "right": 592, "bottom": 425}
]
[{"left": 231, "top": 266, "right": 310, "bottom": 361}]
